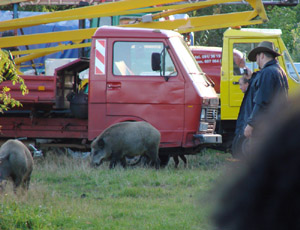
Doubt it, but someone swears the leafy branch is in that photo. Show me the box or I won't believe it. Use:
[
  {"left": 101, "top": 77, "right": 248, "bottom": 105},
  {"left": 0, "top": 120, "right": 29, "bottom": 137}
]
[{"left": 0, "top": 49, "right": 28, "bottom": 113}]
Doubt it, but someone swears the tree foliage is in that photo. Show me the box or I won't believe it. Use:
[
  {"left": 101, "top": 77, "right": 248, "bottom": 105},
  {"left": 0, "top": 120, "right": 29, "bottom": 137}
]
[
  {"left": 0, "top": 50, "right": 28, "bottom": 113},
  {"left": 0, "top": 4, "right": 74, "bottom": 12},
  {"left": 191, "top": 3, "right": 300, "bottom": 61},
  {"left": 191, "top": 4, "right": 252, "bottom": 47},
  {"left": 0, "top": 4, "right": 74, "bottom": 113},
  {"left": 256, "top": 5, "right": 300, "bottom": 61}
]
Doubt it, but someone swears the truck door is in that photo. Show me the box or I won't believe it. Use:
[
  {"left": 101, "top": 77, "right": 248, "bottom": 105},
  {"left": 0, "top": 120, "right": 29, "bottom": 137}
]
[{"left": 106, "top": 39, "right": 185, "bottom": 145}]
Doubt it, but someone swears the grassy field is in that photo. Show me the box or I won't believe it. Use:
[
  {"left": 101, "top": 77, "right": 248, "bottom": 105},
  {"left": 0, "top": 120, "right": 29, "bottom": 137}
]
[{"left": 0, "top": 149, "right": 233, "bottom": 230}]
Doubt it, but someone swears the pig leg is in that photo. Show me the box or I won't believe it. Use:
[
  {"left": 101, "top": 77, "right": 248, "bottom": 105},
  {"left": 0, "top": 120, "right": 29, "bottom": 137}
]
[
  {"left": 12, "top": 176, "right": 23, "bottom": 192},
  {"left": 173, "top": 155, "right": 179, "bottom": 168},
  {"left": 120, "top": 157, "right": 127, "bottom": 168},
  {"left": 146, "top": 151, "right": 160, "bottom": 169},
  {"left": 22, "top": 177, "right": 31, "bottom": 190},
  {"left": 142, "top": 155, "right": 150, "bottom": 166},
  {"left": 154, "top": 157, "right": 160, "bottom": 169},
  {"left": 179, "top": 154, "right": 187, "bottom": 167},
  {"left": 109, "top": 152, "right": 122, "bottom": 169},
  {"left": 0, "top": 169, "right": 10, "bottom": 192},
  {"left": 109, "top": 160, "right": 117, "bottom": 169}
]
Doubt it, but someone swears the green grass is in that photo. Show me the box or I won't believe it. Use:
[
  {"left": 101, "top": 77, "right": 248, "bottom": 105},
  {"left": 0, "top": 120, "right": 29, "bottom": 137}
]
[{"left": 0, "top": 149, "right": 232, "bottom": 230}]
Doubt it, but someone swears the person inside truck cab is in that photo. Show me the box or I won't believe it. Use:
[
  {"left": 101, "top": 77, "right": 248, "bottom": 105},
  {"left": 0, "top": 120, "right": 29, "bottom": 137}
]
[
  {"left": 243, "top": 41, "right": 289, "bottom": 140},
  {"left": 233, "top": 50, "right": 246, "bottom": 75}
]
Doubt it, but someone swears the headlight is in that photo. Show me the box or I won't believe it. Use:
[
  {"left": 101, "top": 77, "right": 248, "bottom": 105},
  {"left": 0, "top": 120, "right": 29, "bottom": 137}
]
[
  {"left": 200, "top": 108, "right": 206, "bottom": 119},
  {"left": 199, "top": 122, "right": 208, "bottom": 131},
  {"left": 210, "top": 98, "right": 219, "bottom": 106},
  {"left": 202, "top": 98, "right": 219, "bottom": 106}
]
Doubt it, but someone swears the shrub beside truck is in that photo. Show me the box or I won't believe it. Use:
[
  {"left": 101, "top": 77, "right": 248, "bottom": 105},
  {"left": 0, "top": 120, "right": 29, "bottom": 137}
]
[
  {"left": 190, "top": 28, "right": 300, "bottom": 148},
  {"left": 0, "top": 26, "right": 221, "bottom": 164}
]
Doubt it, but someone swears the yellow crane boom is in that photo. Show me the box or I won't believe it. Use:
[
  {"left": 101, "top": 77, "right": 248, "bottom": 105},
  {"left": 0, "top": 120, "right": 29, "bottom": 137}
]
[
  {"left": 0, "top": 0, "right": 183, "bottom": 31},
  {"left": 0, "top": 0, "right": 268, "bottom": 68}
]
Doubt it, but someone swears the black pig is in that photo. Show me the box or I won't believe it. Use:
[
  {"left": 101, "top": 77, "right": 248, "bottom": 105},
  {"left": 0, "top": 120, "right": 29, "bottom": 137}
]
[{"left": 90, "top": 122, "right": 161, "bottom": 169}]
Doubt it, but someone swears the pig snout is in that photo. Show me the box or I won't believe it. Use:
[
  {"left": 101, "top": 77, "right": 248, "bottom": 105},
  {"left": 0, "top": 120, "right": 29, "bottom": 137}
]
[{"left": 90, "top": 149, "right": 106, "bottom": 167}]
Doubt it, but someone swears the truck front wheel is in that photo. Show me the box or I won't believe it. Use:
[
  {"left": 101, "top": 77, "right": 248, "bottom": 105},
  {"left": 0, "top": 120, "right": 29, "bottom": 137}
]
[{"left": 125, "top": 156, "right": 142, "bottom": 166}]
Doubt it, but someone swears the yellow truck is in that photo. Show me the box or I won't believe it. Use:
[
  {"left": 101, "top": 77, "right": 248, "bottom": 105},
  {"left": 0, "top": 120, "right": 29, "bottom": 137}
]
[
  {"left": 190, "top": 27, "right": 300, "bottom": 149},
  {"left": 218, "top": 28, "right": 300, "bottom": 146}
]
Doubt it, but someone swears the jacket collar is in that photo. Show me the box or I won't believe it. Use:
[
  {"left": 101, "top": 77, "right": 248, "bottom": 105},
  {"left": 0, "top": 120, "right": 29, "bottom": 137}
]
[{"left": 262, "top": 59, "right": 278, "bottom": 69}]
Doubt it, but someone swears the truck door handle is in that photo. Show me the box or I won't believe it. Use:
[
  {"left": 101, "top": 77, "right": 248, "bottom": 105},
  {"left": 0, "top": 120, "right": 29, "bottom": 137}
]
[
  {"left": 107, "top": 82, "right": 121, "bottom": 89},
  {"left": 232, "top": 81, "right": 239, "bottom": 85}
]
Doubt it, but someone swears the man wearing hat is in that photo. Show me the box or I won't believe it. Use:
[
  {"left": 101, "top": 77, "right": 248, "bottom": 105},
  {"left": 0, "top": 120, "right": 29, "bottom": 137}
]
[
  {"left": 243, "top": 41, "right": 289, "bottom": 138},
  {"left": 231, "top": 41, "right": 289, "bottom": 158}
]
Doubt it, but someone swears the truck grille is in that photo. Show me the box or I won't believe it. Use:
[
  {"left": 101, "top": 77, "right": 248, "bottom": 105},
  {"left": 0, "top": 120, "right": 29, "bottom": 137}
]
[
  {"left": 199, "top": 107, "right": 218, "bottom": 133},
  {"left": 206, "top": 108, "right": 218, "bottom": 120},
  {"left": 207, "top": 122, "right": 215, "bottom": 132}
]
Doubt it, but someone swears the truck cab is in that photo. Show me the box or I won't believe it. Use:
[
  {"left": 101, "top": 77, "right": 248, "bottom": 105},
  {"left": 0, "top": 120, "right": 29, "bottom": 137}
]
[
  {"left": 221, "top": 28, "right": 300, "bottom": 123},
  {"left": 189, "top": 28, "right": 300, "bottom": 148},
  {"left": 88, "top": 26, "right": 221, "bottom": 149}
]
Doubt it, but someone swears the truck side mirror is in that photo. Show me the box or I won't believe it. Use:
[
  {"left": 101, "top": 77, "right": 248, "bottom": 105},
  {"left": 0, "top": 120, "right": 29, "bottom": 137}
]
[{"left": 151, "top": 53, "right": 161, "bottom": 71}]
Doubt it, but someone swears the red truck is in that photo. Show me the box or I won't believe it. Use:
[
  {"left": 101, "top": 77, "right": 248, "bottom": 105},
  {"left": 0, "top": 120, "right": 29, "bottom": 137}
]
[
  {"left": 190, "top": 46, "right": 244, "bottom": 94},
  {"left": 0, "top": 26, "right": 221, "bottom": 164}
]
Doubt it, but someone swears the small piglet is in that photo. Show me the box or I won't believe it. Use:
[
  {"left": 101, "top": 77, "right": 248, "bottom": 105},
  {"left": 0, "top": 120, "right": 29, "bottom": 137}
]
[{"left": 0, "top": 139, "right": 34, "bottom": 191}]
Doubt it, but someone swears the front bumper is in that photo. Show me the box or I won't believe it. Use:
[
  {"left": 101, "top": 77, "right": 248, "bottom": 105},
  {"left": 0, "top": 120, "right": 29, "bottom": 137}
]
[{"left": 194, "top": 133, "right": 222, "bottom": 144}]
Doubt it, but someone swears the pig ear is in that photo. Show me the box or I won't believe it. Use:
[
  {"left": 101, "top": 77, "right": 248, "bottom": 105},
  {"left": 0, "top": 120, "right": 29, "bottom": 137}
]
[
  {"left": 92, "top": 137, "right": 104, "bottom": 148},
  {"left": 93, "top": 138, "right": 104, "bottom": 149}
]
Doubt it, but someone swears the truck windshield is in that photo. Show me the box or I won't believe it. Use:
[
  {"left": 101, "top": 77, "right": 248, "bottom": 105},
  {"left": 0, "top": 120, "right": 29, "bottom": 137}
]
[
  {"left": 283, "top": 50, "right": 300, "bottom": 83},
  {"left": 169, "top": 37, "right": 206, "bottom": 77}
]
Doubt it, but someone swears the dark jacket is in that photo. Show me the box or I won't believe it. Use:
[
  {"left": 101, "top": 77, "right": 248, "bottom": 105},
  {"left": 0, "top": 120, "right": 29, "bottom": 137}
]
[
  {"left": 235, "top": 72, "right": 259, "bottom": 135},
  {"left": 247, "top": 59, "right": 289, "bottom": 127},
  {"left": 233, "top": 59, "right": 288, "bottom": 158},
  {"left": 233, "top": 73, "right": 259, "bottom": 158},
  {"left": 235, "top": 59, "right": 289, "bottom": 135}
]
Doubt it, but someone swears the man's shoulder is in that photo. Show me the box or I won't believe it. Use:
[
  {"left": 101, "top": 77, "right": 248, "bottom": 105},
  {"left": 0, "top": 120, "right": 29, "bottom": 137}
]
[{"left": 262, "top": 61, "right": 282, "bottom": 75}]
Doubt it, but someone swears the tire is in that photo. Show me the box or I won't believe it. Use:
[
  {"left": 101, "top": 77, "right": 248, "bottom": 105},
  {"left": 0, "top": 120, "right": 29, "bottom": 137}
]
[
  {"left": 159, "top": 153, "right": 170, "bottom": 167},
  {"left": 125, "top": 156, "right": 142, "bottom": 166}
]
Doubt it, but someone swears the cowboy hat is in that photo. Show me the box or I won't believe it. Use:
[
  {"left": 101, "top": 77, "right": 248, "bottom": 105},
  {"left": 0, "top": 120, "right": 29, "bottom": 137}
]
[{"left": 248, "top": 41, "right": 281, "bottom": 62}]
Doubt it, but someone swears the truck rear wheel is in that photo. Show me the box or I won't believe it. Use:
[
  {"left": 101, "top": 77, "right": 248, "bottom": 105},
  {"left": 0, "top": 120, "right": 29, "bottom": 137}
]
[{"left": 159, "top": 154, "right": 170, "bottom": 167}]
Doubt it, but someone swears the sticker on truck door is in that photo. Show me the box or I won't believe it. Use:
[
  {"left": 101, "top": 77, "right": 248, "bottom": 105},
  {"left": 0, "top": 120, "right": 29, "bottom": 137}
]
[{"left": 95, "top": 39, "right": 106, "bottom": 75}]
